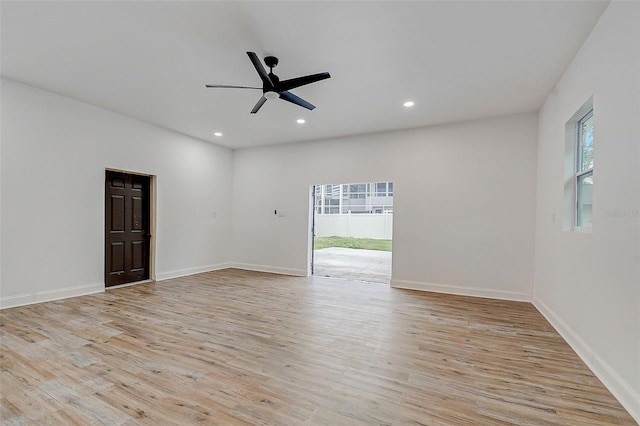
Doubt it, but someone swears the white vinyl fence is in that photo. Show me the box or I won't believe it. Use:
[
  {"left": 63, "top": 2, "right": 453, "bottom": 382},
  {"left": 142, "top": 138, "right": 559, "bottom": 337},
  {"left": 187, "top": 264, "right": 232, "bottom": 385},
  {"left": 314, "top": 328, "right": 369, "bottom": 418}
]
[{"left": 315, "top": 213, "right": 393, "bottom": 240}]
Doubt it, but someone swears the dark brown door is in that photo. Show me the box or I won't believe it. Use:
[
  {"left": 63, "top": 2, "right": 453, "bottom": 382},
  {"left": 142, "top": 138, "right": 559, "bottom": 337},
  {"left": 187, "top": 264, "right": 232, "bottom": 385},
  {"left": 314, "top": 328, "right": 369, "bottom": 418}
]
[{"left": 105, "top": 171, "right": 150, "bottom": 287}]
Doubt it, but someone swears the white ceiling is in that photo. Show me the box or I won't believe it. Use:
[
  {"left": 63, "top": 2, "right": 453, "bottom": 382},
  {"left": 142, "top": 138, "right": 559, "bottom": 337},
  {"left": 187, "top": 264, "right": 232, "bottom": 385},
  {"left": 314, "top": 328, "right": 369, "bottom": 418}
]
[{"left": 1, "top": 1, "right": 608, "bottom": 149}]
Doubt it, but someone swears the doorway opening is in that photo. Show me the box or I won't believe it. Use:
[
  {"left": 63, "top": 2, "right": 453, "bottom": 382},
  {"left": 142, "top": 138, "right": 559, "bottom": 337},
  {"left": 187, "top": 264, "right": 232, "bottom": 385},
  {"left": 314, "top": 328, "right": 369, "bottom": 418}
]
[
  {"left": 310, "top": 182, "right": 393, "bottom": 284},
  {"left": 105, "top": 170, "right": 154, "bottom": 288}
]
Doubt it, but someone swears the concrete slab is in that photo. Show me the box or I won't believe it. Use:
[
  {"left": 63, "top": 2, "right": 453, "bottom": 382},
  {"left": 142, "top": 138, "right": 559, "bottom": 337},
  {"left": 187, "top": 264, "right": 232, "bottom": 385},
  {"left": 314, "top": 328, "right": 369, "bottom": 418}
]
[{"left": 312, "top": 247, "right": 391, "bottom": 284}]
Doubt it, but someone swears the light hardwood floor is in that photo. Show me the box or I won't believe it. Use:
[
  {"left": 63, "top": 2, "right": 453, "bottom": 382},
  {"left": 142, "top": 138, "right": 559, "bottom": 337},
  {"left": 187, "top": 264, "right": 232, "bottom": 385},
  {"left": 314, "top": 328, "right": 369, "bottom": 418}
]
[{"left": 0, "top": 269, "right": 635, "bottom": 425}]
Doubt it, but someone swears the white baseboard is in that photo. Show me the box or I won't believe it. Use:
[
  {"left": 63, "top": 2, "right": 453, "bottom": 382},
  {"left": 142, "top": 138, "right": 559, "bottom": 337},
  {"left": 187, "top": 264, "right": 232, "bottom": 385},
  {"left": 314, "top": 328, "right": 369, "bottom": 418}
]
[
  {"left": 156, "top": 262, "right": 233, "bottom": 281},
  {"left": 230, "top": 263, "right": 307, "bottom": 277},
  {"left": 0, "top": 283, "right": 104, "bottom": 310},
  {"left": 534, "top": 296, "right": 640, "bottom": 424},
  {"left": 105, "top": 279, "right": 153, "bottom": 290},
  {"left": 391, "top": 278, "right": 532, "bottom": 302}
]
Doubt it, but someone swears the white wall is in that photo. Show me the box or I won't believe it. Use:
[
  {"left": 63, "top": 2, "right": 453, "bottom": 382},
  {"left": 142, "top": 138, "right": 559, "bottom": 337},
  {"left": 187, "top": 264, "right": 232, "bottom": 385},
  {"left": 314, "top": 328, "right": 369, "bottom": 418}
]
[
  {"left": 0, "top": 79, "right": 233, "bottom": 307},
  {"left": 232, "top": 113, "right": 538, "bottom": 300},
  {"left": 533, "top": 1, "right": 640, "bottom": 420}
]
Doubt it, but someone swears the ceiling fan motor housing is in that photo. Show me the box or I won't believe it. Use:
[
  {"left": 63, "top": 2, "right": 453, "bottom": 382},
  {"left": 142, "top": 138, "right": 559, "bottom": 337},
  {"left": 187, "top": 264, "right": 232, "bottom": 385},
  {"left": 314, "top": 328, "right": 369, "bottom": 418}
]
[
  {"left": 266, "top": 73, "right": 280, "bottom": 91},
  {"left": 264, "top": 56, "right": 280, "bottom": 93}
]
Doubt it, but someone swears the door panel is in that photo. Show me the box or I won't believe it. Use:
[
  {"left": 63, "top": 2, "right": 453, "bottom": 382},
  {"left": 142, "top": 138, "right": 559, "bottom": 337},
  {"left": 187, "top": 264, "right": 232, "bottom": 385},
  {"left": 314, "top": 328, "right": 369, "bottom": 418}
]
[
  {"left": 110, "top": 195, "right": 125, "bottom": 231},
  {"left": 105, "top": 171, "right": 150, "bottom": 287},
  {"left": 132, "top": 196, "right": 143, "bottom": 230},
  {"left": 110, "top": 242, "right": 125, "bottom": 273},
  {"left": 131, "top": 241, "right": 145, "bottom": 270}
]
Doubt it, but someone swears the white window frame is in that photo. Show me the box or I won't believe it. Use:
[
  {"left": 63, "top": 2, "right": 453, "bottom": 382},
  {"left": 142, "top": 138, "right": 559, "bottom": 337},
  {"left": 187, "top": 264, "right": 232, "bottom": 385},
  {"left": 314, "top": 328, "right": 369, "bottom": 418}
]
[{"left": 574, "top": 108, "right": 593, "bottom": 230}]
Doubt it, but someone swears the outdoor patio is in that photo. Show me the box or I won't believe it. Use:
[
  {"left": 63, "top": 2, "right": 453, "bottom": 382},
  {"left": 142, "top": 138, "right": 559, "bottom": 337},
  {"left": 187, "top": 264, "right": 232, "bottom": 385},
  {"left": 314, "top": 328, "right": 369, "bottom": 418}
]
[{"left": 313, "top": 247, "right": 391, "bottom": 284}]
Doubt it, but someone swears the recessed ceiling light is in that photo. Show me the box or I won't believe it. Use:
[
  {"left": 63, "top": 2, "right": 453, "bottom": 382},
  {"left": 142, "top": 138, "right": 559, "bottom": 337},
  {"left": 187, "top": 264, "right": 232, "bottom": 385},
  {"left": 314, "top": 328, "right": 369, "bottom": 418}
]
[
  {"left": 403, "top": 101, "right": 415, "bottom": 108},
  {"left": 213, "top": 132, "right": 223, "bottom": 137},
  {"left": 296, "top": 119, "right": 306, "bottom": 124}
]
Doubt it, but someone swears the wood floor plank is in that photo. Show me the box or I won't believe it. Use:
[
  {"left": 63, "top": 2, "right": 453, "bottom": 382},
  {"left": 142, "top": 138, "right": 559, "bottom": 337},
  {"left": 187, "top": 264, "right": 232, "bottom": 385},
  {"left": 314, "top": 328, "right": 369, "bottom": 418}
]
[{"left": 0, "top": 269, "right": 636, "bottom": 425}]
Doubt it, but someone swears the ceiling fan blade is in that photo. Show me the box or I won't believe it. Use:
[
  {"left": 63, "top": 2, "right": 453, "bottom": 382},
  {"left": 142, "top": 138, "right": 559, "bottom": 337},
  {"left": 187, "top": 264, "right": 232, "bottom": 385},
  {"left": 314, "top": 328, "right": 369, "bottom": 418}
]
[
  {"left": 205, "top": 84, "right": 262, "bottom": 89},
  {"left": 278, "top": 72, "right": 331, "bottom": 92},
  {"left": 279, "top": 91, "right": 315, "bottom": 110},
  {"left": 247, "top": 52, "right": 274, "bottom": 90},
  {"left": 250, "top": 96, "right": 268, "bottom": 114}
]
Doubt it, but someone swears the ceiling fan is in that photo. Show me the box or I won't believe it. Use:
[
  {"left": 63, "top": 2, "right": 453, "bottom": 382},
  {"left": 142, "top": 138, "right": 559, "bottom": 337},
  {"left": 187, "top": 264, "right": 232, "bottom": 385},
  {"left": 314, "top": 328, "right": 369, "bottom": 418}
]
[{"left": 206, "top": 52, "right": 331, "bottom": 114}]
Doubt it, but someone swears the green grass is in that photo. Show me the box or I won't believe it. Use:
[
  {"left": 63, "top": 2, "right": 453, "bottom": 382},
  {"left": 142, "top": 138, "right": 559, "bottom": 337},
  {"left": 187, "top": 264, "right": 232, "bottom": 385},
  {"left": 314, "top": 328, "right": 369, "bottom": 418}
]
[{"left": 314, "top": 236, "right": 392, "bottom": 252}]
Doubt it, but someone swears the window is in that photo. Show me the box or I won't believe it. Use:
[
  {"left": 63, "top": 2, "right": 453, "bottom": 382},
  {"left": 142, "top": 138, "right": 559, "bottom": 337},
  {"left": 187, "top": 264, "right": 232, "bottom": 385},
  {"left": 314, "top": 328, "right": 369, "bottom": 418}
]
[
  {"left": 563, "top": 98, "right": 593, "bottom": 231},
  {"left": 374, "top": 182, "right": 393, "bottom": 197},
  {"left": 346, "top": 184, "right": 367, "bottom": 199},
  {"left": 575, "top": 109, "right": 593, "bottom": 228}
]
